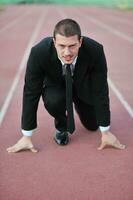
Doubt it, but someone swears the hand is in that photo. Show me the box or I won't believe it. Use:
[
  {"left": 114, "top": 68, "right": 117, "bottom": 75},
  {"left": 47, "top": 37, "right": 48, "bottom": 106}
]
[
  {"left": 6, "top": 136, "right": 38, "bottom": 153},
  {"left": 98, "top": 131, "right": 126, "bottom": 150}
]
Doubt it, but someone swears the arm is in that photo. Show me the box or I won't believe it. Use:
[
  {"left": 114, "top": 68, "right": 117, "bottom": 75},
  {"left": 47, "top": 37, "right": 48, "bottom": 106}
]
[
  {"left": 91, "top": 45, "right": 110, "bottom": 127},
  {"left": 21, "top": 47, "right": 44, "bottom": 131},
  {"left": 7, "top": 48, "right": 44, "bottom": 154},
  {"left": 91, "top": 46, "right": 125, "bottom": 150}
]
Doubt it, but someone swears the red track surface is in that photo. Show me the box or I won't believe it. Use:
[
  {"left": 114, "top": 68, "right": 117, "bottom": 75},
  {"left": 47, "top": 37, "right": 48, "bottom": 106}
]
[{"left": 0, "top": 5, "right": 133, "bottom": 200}]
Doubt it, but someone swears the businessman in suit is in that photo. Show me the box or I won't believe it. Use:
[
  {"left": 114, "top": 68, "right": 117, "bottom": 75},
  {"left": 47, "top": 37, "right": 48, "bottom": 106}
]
[{"left": 7, "top": 18, "right": 125, "bottom": 153}]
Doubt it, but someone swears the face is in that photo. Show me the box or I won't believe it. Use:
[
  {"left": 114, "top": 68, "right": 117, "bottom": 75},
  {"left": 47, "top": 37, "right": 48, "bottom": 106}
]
[{"left": 53, "top": 34, "right": 82, "bottom": 64}]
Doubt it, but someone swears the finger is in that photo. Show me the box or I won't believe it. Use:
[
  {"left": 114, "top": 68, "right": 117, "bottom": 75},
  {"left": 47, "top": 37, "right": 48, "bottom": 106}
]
[
  {"left": 6, "top": 147, "right": 12, "bottom": 152},
  {"left": 115, "top": 140, "right": 126, "bottom": 149},
  {"left": 7, "top": 147, "right": 19, "bottom": 153},
  {"left": 7, "top": 145, "right": 18, "bottom": 153},
  {"left": 7, "top": 145, "right": 38, "bottom": 153},
  {"left": 8, "top": 144, "right": 24, "bottom": 153},
  {"left": 6, "top": 145, "right": 17, "bottom": 151},
  {"left": 30, "top": 147, "right": 38, "bottom": 153},
  {"left": 113, "top": 143, "right": 126, "bottom": 150},
  {"left": 97, "top": 142, "right": 106, "bottom": 150}
]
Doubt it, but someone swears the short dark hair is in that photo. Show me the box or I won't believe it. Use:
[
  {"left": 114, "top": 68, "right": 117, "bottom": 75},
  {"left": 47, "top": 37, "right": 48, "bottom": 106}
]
[{"left": 53, "top": 18, "right": 81, "bottom": 40}]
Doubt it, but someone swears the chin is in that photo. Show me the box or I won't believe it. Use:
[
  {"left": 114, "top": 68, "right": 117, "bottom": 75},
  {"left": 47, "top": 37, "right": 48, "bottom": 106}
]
[
  {"left": 64, "top": 59, "right": 74, "bottom": 64},
  {"left": 65, "top": 61, "right": 72, "bottom": 64}
]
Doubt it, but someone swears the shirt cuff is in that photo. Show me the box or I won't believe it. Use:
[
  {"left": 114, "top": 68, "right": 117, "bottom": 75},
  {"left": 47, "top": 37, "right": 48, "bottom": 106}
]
[
  {"left": 22, "top": 129, "right": 33, "bottom": 136},
  {"left": 99, "top": 126, "right": 110, "bottom": 132}
]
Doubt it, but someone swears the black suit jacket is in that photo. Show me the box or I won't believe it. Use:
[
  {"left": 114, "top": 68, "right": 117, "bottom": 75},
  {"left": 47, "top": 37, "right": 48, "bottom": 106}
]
[{"left": 22, "top": 36, "right": 110, "bottom": 130}]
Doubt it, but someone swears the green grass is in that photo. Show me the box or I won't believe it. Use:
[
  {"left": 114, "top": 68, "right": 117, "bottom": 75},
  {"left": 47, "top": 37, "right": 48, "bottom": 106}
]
[{"left": 0, "top": 0, "right": 133, "bottom": 10}]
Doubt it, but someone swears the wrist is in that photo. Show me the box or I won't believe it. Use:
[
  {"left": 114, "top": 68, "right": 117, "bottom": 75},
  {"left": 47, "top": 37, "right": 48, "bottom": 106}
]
[
  {"left": 21, "top": 129, "right": 34, "bottom": 136},
  {"left": 101, "top": 131, "right": 110, "bottom": 136},
  {"left": 99, "top": 125, "right": 110, "bottom": 133}
]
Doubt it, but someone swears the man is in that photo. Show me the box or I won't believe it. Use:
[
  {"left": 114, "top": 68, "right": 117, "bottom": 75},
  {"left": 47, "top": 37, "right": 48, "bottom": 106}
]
[{"left": 7, "top": 18, "right": 125, "bottom": 153}]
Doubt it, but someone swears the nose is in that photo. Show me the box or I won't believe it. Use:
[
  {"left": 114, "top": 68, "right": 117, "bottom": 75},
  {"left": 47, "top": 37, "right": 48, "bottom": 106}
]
[{"left": 64, "top": 47, "right": 71, "bottom": 56}]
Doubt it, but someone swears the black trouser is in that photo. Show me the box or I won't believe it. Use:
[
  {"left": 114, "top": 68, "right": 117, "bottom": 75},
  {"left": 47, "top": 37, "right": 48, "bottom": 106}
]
[{"left": 42, "top": 85, "right": 98, "bottom": 132}]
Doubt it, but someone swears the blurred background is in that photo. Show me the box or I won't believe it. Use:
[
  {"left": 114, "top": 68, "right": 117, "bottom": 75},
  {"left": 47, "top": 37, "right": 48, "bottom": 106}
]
[{"left": 0, "top": 0, "right": 133, "bottom": 10}]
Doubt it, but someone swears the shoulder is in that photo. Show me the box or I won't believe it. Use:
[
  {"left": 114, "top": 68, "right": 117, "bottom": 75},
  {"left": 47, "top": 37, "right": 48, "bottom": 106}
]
[
  {"left": 31, "top": 37, "right": 53, "bottom": 57},
  {"left": 34, "top": 37, "right": 53, "bottom": 49},
  {"left": 82, "top": 36, "right": 103, "bottom": 53}
]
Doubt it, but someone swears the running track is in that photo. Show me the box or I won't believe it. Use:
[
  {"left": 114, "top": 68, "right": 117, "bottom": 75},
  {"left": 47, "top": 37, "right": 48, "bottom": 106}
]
[{"left": 0, "top": 5, "right": 133, "bottom": 200}]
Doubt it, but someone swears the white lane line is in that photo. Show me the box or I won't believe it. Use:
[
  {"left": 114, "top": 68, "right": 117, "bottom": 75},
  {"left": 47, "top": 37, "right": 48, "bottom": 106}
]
[
  {"left": 108, "top": 78, "right": 133, "bottom": 118},
  {"left": 87, "top": 16, "right": 133, "bottom": 43},
  {"left": 105, "top": 15, "right": 133, "bottom": 27},
  {"left": 82, "top": 8, "right": 133, "bottom": 26},
  {"left": 0, "top": 10, "right": 31, "bottom": 34},
  {"left": 0, "top": 11, "right": 47, "bottom": 126},
  {"left": 80, "top": 13, "right": 133, "bottom": 118}
]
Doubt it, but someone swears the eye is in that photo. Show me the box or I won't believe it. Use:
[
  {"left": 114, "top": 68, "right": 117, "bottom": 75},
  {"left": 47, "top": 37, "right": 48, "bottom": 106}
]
[
  {"left": 69, "top": 44, "right": 76, "bottom": 48},
  {"left": 59, "top": 45, "right": 65, "bottom": 48}
]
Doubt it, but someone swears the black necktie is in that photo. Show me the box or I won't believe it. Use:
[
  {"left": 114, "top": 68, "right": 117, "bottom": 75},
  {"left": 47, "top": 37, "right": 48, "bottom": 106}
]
[{"left": 64, "top": 64, "right": 75, "bottom": 134}]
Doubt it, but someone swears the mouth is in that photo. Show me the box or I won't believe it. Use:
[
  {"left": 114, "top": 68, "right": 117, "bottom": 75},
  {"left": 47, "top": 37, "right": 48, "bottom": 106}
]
[{"left": 63, "top": 56, "right": 73, "bottom": 62}]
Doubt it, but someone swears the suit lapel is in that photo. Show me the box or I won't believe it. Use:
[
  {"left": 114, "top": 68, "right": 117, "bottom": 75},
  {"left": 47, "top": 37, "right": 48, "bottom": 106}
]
[
  {"left": 73, "top": 48, "right": 89, "bottom": 89},
  {"left": 50, "top": 44, "right": 63, "bottom": 80}
]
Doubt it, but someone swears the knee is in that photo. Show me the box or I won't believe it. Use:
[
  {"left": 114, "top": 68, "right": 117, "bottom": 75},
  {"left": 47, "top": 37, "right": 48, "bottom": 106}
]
[
  {"left": 87, "top": 126, "right": 98, "bottom": 131},
  {"left": 81, "top": 120, "right": 98, "bottom": 131},
  {"left": 44, "top": 96, "right": 65, "bottom": 113},
  {"left": 45, "top": 98, "right": 59, "bottom": 110}
]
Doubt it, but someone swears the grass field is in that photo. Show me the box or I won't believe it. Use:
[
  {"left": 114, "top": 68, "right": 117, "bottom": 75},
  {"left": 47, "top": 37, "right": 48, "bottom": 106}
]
[{"left": 0, "top": 0, "right": 133, "bottom": 10}]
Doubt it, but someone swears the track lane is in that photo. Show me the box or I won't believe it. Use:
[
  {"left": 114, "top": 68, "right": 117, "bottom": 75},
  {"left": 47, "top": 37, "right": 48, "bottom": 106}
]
[
  {"left": 0, "top": 6, "right": 48, "bottom": 110},
  {"left": 0, "top": 5, "right": 35, "bottom": 31}
]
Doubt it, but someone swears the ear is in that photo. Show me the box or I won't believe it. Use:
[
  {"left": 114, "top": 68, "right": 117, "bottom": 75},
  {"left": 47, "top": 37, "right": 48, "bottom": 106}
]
[
  {"left": 79, "top": 36, "right": 83, "bottom": 47},
  {"left": 53, "top": 37, "right": 56, "bottom": 46}
]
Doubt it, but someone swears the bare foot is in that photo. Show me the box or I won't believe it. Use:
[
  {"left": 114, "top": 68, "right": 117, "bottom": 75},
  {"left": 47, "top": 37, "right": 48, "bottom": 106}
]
[
  {"left": 98, "top": 131, "right": 126, "bottom": 150},
  {"left": 6, "top": 136, "right": 38, "bottom": 153}
]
